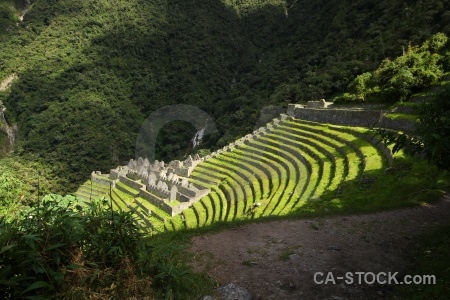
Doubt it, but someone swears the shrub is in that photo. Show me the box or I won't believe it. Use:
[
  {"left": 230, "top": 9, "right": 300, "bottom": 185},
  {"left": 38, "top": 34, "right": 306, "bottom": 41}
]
[
  {"left": 345, "top": 33, "right": 449, "bottom": 103},
  {"left": 374, "top": 85, "right": 450, "bottom": 171},
  {"left": 0, "top": 195, "right": 146, "bottom": 299},
  {"left": 333, "top": 92, "right": 362, "bottom": 103}
]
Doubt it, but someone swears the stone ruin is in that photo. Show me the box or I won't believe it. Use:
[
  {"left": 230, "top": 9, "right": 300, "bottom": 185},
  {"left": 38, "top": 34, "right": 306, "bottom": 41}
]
[
  {"left": 91, "top": 107, "right": 301, "bottom": 216},
  {"left": 113, "top": 154, "right": 201, "bottom": 180},
  {"left": 286, "top": 99, "right": 333, "bottom": 112},
  {"left": 89, "top": 100, "right": 408, "bottom": 219},
  {"left": 95, "top": 154, "right": 209, "bottom": 216},
  {"left": 306, "top": 99, "right": 333, "bottom": 108}
]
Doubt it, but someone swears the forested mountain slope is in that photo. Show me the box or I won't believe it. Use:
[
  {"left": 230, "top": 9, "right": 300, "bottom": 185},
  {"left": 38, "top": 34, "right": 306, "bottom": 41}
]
[{"left": 0, "top": 0, "right": 449, "bottom": 191}]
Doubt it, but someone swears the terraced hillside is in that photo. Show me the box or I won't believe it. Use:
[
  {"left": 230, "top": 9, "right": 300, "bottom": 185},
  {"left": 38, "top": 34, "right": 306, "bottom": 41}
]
[
  {"left": 76, "top": 116, "right": 393, "bottom": 234},
  {"left": 75, "top": 180, "right": 110, "bottom": 200}
]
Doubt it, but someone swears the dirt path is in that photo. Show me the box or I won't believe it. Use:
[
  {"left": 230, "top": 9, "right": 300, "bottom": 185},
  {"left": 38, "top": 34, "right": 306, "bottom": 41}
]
[{"left": 190, "top": 195, "right": 450, "bottom": 299}]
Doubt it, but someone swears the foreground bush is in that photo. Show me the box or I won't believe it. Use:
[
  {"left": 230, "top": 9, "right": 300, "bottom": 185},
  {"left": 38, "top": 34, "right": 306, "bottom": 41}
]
[
  {"left": 0, "top": 195, "right": 153, "bottom": 299},
  {"left": 375, "top": 85, "right": 450, "bottom": 171}
]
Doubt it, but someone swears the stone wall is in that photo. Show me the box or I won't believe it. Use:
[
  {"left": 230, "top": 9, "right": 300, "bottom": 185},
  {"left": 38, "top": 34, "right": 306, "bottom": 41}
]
[
  {"left": 286, "top": 105, "right": 414, "bottom": 132},
  {"left": 91, "top": 172, "right": 114, "bottom": 187},
  {"left": 138, "top": 187, "right": 199, "bottom": 216},
  {"left": 119, "top": 175, "right": 145, "bottom": 191},
  {"left": 139, "top": 188, "right": 174, "bottom": 216},
  {"left": 379, "top": 117, "right": 415, "bottom": 132},
  {"left": 110, "top": 166, "right": 128, "bottom": 180},
  {"left": 288, "top": 105, "right": 383, "bottom": 127}
]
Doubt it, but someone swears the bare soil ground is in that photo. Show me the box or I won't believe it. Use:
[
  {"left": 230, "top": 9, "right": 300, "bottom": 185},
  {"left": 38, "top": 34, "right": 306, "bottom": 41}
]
[{"left": 190, "top": 195, "right": 450, "bottom": 300}]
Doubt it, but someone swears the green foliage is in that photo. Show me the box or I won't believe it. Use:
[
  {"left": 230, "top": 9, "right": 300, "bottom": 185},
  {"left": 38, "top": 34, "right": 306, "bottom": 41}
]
[
  {"left": 197, "top": 148, "right": 211, "bottom": 157},
  {"left": 0, "top": 0, "right": 449, "bottom": 187},
  {"left": 153, "top": 258, "right": 190, "bottom": 300},
  {"left": 341, "top": 33, "right": 450, "bottom": 103},
  {"left": 223, "top": 0, "right": 287, "bottom": 16},
  {"left": 0, "top": 115, "right": 9, "bottom": 158},
  {"left": 0, "top": 192, "right": 214, "bottom": 299},
  {"left": 142, "top": 236, "right": 216, "bottom": 300},
  {"left": 0, "top": 169, "right": 23, "bottom": 209},
  {"left": 375, "top": 86, "right": 450, "bottom": 170},
  {"left": 0, "top": 194, "right": 144, "bottom": 299},
  {"left": 333, "top": 92, "right": 361, "bottom": 103},
  {"left": 0, "top": 0, "right": 22, "bottom": 32},
  {"left": 0, "top": 155, "right": 64, "bottom": 203},
  {"left": 414, "top": 87, "right": 450, "bottom": 170},
  {"left": 347, "top": 72, "right": 373, "bottom": 100}
]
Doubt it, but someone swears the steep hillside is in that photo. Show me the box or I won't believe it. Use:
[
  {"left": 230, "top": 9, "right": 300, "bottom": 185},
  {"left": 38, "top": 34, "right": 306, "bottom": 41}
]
[
  {"left": 0, "top": 0, "right": 27, "bottom": 31},
  {"left": 0, "top": 0, "right": 449, "bottom": 190}
]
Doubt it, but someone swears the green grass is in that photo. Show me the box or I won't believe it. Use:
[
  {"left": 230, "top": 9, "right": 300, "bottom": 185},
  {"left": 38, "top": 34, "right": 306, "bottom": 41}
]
[
  {"left": 113, "top": 188, "right": 133, "bottom": 202},
  {"left": 247, "top": 138, "right": 294, "bottom": 217},
  {"left": 169, "top": 214, "right": 185, "bottom": 230},
  {"left": 191, "top": 166, "right": 223, "bottom": 184},
  {"left": 286, "top": 120, "right": 365, "bottom": 180},
  {"left": 258, "top": 133, "right": 318, "bottom": 215},
  {"left": 233, "top": 147, "right": 280, "bottom": 200},
  {"left": 216, "top": 154, "right": 263, "bottom": 202},
  {"left": 286, "top": 121, "right": 367, "bottom": 181},
  {"left": 115, "top": 181, "right": 140, "bottom": 197},
  {"left": 76, "top": 180, "right": 110, "bottom": 198},
  {"left": 293, "top": 154, "right": 448, "bottom": 216},
  {"left": 204, "top": 158, "right": 254, "bottom": 218},
  {"left": 183, "top": 206, "right": 200, "bottom": 229},
  {"left": 213, "top": 188, "right": 229, "bottom": 221},
  {"left": 167, "top": 199, "right": 181, "bottom": 207},
  {"left": 200, "top": 196, "right": 215, "bottom": 225},
  {"left": 270, "top": 131, "right": 332, "bottom": 195},
  {"left": 277, "top": 124, "right": 347, "bottom": 190},
  {"left": 217, "top": 141, "right": 286, "bottom": 218},
  {"left": 385, "top": 113, "right": 420, "bottom": 121},
  {"left": 190, "top": 203, "right": 205, "bottom": 228},
  {"left": 136, "top": 197, "right": 171, "bottom": 219},
  {"left": 187, "top": 176, "right": 216, "bottom": 189}
]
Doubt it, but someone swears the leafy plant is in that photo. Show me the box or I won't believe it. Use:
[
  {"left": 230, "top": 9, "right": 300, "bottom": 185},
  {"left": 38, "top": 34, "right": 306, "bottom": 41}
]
[
  {"left": 153, "top": 259, "right": 190, "bottom": 300},
  {"left": 144, "top": 242, "right": 193, "bottom": 300},
  {"left": 340, "top": 33, "right": 449, "bottom": 103},
  {"left": 0, "top": 169, "right": 24, "bottom": 210},
  {"left": 0, "top": 194, "right": 145, "bottom": 299},
  {"left": 374, "top": 85, "right": 450, "bottom": 170}
]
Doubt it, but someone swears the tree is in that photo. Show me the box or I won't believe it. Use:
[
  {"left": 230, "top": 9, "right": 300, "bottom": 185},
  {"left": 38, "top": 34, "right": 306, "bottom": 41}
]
[
  {"left": 375, "top": 86, "right": 450, "bottom": 170},
  {"left": 341, "top": 33, "right": 449, "bottom": 103},
  {"left": 0, "top": 170, "right": 23, "bottom": 212}
]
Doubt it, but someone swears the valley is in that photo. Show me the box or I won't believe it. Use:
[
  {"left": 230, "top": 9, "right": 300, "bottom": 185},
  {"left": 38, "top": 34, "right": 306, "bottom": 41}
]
[{"left": 0, "top": 1, "right": 449, "bottom": 299}]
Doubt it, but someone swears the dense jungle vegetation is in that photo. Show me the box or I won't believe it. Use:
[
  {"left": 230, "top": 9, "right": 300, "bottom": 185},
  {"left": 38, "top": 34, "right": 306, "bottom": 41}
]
[{"left": 0, "top": 0, "right": 449, "bottom": 191}]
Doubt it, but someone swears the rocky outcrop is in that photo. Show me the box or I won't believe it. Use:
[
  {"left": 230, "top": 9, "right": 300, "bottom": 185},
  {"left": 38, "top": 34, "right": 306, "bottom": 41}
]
[{"left": 0, "top": 102, "right": 17, "bottom": 151}]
